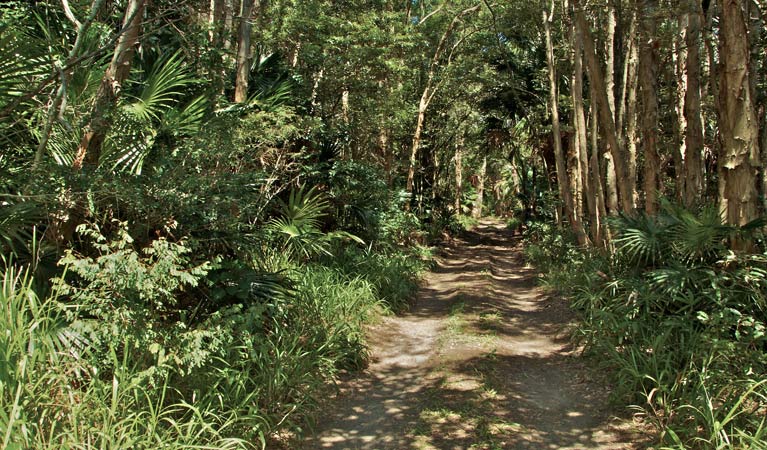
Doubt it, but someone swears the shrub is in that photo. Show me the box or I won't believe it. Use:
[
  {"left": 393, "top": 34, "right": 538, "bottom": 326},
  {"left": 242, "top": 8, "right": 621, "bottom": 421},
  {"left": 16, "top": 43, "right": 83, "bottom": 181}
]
[{"left": 524, "top": 203, "right": 767, "bottom": 448}]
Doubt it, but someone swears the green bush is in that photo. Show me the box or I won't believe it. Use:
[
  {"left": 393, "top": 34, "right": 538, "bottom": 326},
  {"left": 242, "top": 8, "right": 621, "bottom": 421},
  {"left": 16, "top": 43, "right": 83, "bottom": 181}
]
[{"left": 524, "top": 203, "right": 767, "bottom": 448}]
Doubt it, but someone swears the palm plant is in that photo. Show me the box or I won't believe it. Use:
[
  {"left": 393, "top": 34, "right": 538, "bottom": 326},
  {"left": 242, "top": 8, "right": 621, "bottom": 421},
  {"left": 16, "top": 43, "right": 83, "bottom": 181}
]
[
  {"left": 267, "top": 187, "right": 362, "bottom": 262},
  {"left": 0, "top": 21, "right": 52, "bottom": 152},
  {"left": 103, "top": 51, "right": 206, "bottom": 174}
]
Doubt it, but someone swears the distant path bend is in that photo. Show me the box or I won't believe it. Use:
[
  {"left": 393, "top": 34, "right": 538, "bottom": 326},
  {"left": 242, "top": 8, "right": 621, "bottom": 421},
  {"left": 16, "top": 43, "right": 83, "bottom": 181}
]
[{"left": 303, "top": 219, "right": 650, "bottom": 450}]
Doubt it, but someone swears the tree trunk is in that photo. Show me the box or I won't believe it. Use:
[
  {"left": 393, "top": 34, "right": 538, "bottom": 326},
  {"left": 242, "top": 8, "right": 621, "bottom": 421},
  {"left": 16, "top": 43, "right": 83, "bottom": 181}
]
[
  {"left": 224, "top": 0, "right": 236, "bottom": 51},
  {"left": 35, "top": 0, "right": 107, "bottom": 167},
  {"left": 405, "top": 4, "right": 481, "bottom": 209},
  {"left": 718, "top": 0, "right": 761, "bottom": 231},
  {"left": 684, "top": 0, "right": 705, "bottom": 206},
  {"left": 544, "top": 0, "right": 588, "bottom": 244},
  {"left": 73, "top": 0, "right": 146, "bottom": 170},
  {"left": 380, "top": 123, "right": 393, "bottom": 187},
  {"left": 639, "top": 0, "right": 661, "bottom": 214},
  {"left": 605, "top": 0, "right": 617, "bottom": 124},
  {"left": 473, "top": 154, "right": 487, "bottom": 219},
  {"left": 590, "top": 86, "right": 609, "bottom": 241},
  {"left": 571, "top": 5, "right": 599, "bottom": 245},
  {"left": 209, "top": 0, "right": 228, "bottom": 102},
  {"left": 210, "top": 0, "right": 226, "bottom": 42},
  {"left": 575, "top": 3, "right": 634, "bottom": 212},
  {"left": 310, "top": 66, "right": 324, "bottom": 113},
  {"left": 618, "top": 10, "right": 639, "bottom": 207},
  {"left": 455, "top": 135, "right": 463, "bottom": 213},
  {"left": 234, "top": 0, "right": 255, "bottom": 103},
  {"left": 673, "top": 13, "right": 688, "bottom": 200}
]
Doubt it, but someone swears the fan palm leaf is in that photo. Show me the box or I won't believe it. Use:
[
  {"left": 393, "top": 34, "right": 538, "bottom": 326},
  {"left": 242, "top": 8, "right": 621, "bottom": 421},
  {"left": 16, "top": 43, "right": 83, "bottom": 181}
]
[
  {"left": 124, "top": 51, "right": 196, "bottom": 123},
  {"left": 101, "top": 52, "right": 203, "bottom": 174},
  {"left": 0, "top": 25, "right": 50, "bottom": 110},
  {"left": 612, "top": 212, "right": 668, "bottom": 266},
  {"left": 267, "top": 187, "right": 363, "bottom": 261}
]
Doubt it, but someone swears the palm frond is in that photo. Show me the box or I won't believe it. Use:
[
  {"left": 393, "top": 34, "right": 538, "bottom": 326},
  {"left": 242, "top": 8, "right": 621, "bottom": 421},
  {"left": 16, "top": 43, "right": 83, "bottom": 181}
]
[
  {"left": 0, "top": 25, "right": 50, "bottom": 110},
  {"left": 275, "top": 187, "right": 329, "bottom": 231},
  {"left": 267, "top": 187, "right": 333, "bottom": 260},
  {"left": 0, "top": 200, "right": 45, "bottom": 259},
  {"left": 667, "top": 205, "right": 731, "bottom": 263},
  {"left": 159, "top": 95, "right": 208, "bottom": 137},
  {"left": 124, "top": 51, "right": 196, "bottom": 123},
  {"left": 612, "top": 212, "right": 668, "bottom": 266}
]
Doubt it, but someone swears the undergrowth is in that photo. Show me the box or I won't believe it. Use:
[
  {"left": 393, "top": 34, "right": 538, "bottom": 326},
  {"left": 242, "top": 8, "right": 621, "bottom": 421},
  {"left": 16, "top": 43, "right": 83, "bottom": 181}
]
[
  {"left": 0, "top": 183, "right": 429, "bottom": 448},
  {"left": 523, "top": 202, "right": 767, "bottom": 449}
]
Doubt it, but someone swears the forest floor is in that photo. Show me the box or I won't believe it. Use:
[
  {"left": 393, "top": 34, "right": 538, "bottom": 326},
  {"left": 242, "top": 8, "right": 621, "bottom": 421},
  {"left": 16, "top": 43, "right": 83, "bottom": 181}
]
[{"left": 301, "top": 219, "right": 653, "bottom": 449}]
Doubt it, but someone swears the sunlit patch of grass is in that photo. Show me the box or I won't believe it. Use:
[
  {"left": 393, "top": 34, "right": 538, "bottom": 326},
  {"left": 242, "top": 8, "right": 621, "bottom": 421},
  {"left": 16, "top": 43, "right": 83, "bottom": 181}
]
[{"left": 478, "top": 311, "right": 502, "bottom": 324}]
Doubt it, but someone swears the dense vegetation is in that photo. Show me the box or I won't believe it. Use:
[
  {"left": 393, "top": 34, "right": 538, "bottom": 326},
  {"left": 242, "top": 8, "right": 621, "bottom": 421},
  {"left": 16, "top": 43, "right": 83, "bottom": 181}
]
[{"left": 2, "top": 0, "right": 767, "bottom": 448}]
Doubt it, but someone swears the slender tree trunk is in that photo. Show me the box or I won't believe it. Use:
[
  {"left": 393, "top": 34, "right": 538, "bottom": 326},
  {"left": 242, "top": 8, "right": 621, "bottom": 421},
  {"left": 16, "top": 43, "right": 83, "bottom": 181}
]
[
  {"left": 209, "top": 0, "right": 227, "bottom": 102},
  {"left": 234, "top": 0, "right": 255, "bottom": 103},
  {"left": 224, "top": 0, "right": 236, "bottom": 51},
  {"left": 35, "top": 0, "right": 106, "bottom": 167},
  {"left": 210, "top": 0, "right": 226, "bottom": 42},
  {"left": 604, "top": 153, "right": 619, "bottom": 214},
  {"left": 341, "top": 89, "right": 350, "bottom": 125},
  {"left": 590, "top": 87, "right": 609, "bottom": 240},
  {"left": 605, "top": 0, "right": 617, "bottom": 123},
  {"left": 405, "top": 4, "right": 481, "bottom": 208},
  {"left": 618, "top": 9, "right": 639, "bottom": 206},
  {"left": 673, "top": 13, "right": 688, "bottom": 200},
  {"left": 310, "top": 66, "right": 324, "bottom": 113},
  {"left": 405, "top": 0, "right": 412, "bottom": 24},
  {"left": 473, "top": 154, "right": 487, "bottom": 218},
  {"left": 625, "top": 45, "right": 639, "bottom": 205},
  {"left": 575, "top": 2, "right": 634, "bottom": 212},
  {"left": 684, "top": 0, "right": 705, "bottom": 205},
  {"left": 455, "top": 135, "right": 463, "bottom": 213},
  {"left": 73, "top": 0, "right": 146, "bottom": 170},
  {"left": 544, "top": 0, "right": 588, "bottom": 244},
  {"left": 571, "top": 6, "right": 598, "bottom": 244},
  {"left": 639, "top": 0, "right": 661, "bottom": 214},
  {"left": 719, "top": 0, "right": 761, "bottom": 231},
  {"left": 380, "top": 122, "right": 392, "bottom": 186},
  {"left": 751, "top": 3, "right": 766, "bottom": 213}
]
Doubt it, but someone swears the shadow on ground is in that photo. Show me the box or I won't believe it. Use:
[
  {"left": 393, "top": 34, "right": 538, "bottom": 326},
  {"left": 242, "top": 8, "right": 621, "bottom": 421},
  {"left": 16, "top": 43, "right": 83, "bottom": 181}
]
[{"left": 301, "top": 220, "right": 650, "bottom": 450}]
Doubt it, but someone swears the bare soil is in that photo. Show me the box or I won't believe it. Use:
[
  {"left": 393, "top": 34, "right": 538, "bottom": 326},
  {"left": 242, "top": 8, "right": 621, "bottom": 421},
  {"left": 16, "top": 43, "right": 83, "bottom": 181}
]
[{"left": 301, "top": 219, "right": 652, "bottom": 449}]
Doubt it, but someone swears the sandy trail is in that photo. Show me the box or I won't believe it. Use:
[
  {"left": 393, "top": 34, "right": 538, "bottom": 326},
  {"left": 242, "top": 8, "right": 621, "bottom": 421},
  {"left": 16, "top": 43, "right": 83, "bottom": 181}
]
[{"left": 302, "top": 219, "right": 649, "bottom": 449}]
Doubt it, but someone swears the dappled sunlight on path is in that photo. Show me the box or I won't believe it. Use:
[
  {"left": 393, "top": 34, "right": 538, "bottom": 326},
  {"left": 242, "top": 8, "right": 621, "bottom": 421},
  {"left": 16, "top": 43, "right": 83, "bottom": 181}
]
[{"left": 302, "top": 219, "right": 649, "bottom": 449}]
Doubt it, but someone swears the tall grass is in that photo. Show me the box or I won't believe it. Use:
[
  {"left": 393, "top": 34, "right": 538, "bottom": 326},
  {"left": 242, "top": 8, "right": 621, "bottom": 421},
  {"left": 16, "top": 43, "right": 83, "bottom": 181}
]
[{"left": 0, "top": 263, "right": 258, "bottom": 449}]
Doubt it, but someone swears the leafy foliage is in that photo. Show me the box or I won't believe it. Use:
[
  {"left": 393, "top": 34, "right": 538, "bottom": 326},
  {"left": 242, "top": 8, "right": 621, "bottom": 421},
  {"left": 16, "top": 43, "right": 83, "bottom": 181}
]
[{"left": 526, "top": 203, "right": 767, "bottom": 448}]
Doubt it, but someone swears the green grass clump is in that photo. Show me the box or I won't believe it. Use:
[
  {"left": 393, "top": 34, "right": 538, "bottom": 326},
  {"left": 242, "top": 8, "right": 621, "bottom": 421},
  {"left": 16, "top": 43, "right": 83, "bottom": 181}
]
[
  {"left": 455, "top": 214, "right": 479, "bottom": 231},
  {"left": 0, "top": 264, "right": 257, "bottom": 449},
  {"left": 322, "top": 246, "right": 427, "bottom": 312}
]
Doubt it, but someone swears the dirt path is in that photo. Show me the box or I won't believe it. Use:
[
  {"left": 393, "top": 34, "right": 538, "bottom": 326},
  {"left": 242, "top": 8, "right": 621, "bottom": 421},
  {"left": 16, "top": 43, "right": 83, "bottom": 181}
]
[{"left": 302, "top": 219, "right": 650, "bottom": 449}]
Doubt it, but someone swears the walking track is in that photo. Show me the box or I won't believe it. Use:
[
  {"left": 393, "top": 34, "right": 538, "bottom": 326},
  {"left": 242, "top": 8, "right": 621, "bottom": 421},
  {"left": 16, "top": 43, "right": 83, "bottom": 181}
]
[{"left": 302, "top": 219, "right": 651, "bottom": 449}]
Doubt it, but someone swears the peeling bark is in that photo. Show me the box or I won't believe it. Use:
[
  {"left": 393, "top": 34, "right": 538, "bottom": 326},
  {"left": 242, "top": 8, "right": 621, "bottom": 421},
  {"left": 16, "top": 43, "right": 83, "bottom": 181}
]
[{"left": 719, "top": 0, "right": 761, "bottom": 231}]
